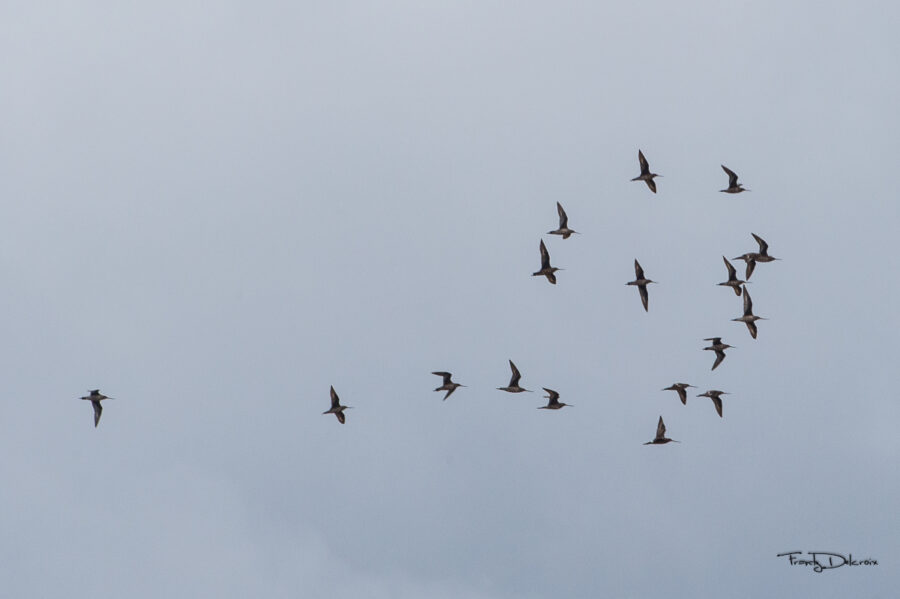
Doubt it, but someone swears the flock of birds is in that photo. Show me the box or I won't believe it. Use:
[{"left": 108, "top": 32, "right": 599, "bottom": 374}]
[{"left": 82, "top": 150, "right": 779, "bottom": 444}]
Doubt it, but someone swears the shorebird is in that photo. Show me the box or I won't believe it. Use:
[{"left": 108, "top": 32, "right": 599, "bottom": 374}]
[
  {"left": 547, "top": 202, "right": 578, "bottom": 239},
  {"left": 81, "top": 389, "right": 113, "bottom": 428},
  {"left": 733, "top": 233, "right": 779, "bottom": 279},
  {"left": 732, "top": 287, "right": 766, "bottom": 339},
  {"left": 644, "top": 416, "right": 679, "bottom": 445},
  {"left": 720, "top": 165, "right": 749, "bottom": 193},
  {"left": 431, "top": 371, "right": 465, "bottom": 400},
  {"left": 718, "top": 256, "right": 748, "bottom": 296},
  {"left": 697, "top": 390, "right": 729, "bottom": 418},
  {"left": 538, "top": 388, "right": 571, "bottom": 410},
  {"left": 497, "top": 360, "right": 531, "bottom": 393},
  {"left": 323, "top": 386, "right": 352, "bottom": 424},
  {"left": 626, "top": 259, "right": 655, "bottom": 312},
  {"left": 532, "top": 239, "right": 562, "bottom": 284},
  {"left": 631, "top": 150, "right": 661, "bottom": 193},
  {"left": 703, "top": 337, "right": 734, "bottom": 371},
  {"left": 662, "top": 383, "right": 695, "bottom": 405}
]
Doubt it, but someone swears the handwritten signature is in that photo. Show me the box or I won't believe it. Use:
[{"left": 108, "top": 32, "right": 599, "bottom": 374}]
[{"left": 777, "top": 551, "right": 878, "bottom": 572}]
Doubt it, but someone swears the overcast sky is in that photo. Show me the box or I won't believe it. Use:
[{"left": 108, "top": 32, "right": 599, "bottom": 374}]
[{"left": 1, "top": 2, "right": 898, "bottom": 597}]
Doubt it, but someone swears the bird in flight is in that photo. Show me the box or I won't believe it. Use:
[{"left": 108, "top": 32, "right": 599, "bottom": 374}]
[
  {"left": 324, "top": 386, "right": 352, "bottom": 424},
  {"left": 703, "top": 337, "right": 734, "bottom": 371},
  {"left": 718, "top": 256, "right": 748, "bottom": 296},
  {"left": 547, "top": 202, "right": 578, "bottom": 239},
  {"left": 644, "top": 416, "right": 679, "bottom": 445},
  {"left": 431, "top": 371, "right": 465, "bottom": 400},
  {"left": 497, "top": 360, "right": 531, "bottom": 393},
  {"left": 662, "top": 383, "right": 695, "bottom": 405},
  {"left": 626, "top": 259, "right": 656, "bottom": 312},
  {"left": 631, "top": 150, "right": 661, "bottom": 193},
  {"left": 720, "top": 165, "right": 749, "bottom": 193},
  {"left": 732, "top": 287, "right": 766, "bottom": 339},
  {"left": 81, "top": 389, "right": 113, "bottom": 428},
  {"left": 532, "top": 239, "right": 562, "bottom": 284},
  {"left": 733, "top": 233, "right": 779, "bottom": 280},
  {"left": 538, "top": 388, "right": 571, "bottom": 410},
  {"left": 697, "top": 390, "right": 730, "bottom": 418}
]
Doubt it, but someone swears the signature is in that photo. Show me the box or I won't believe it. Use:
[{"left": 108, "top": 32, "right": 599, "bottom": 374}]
[{"left": 777, "top": 551, "right": 878, "bottom": 572}]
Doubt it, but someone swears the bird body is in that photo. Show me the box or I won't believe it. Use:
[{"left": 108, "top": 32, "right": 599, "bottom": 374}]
[
  {"left": 631, "top": 150, "right": 661, "bottom": 193},
  {"left": 662, "top": 383, "right": 695, "bottom": 405},
  {"left": 432, "top": 371, "right": 465, "bottom": 400},
  {"left": 323, "top": 386, "right": 352, "bottom": 424},
  {"left": 644, "top": 416, "right": 679, "bottom": 445},
  {"left": 718, "top": 256, "right": 747, "bottom": 296},
  {"left": 80, "top": 389, "right": 113, "bottom": 428},
  {"left": 626, "top": 259, "right": 655, "bottom": 312},
  {"left": 547, "top": 202, "right": 578, "bottom": 239},
  {"left": 732, "top": 287, "right": 766, "bottom": 339},
  {"left": 703, "top": 337, "right": 734, "bottom": 370},
  {"left": 538, "top": 388, "right": 570, "bottom": 410},
  {"left": 532, "top": 239, "right": 562, "bottom": 284},
  {"left": 497, "top": 360, "right": 531, "bottom": 393},
  {"left": 733, "top": 233, "right": 779, "bottom": 279}
]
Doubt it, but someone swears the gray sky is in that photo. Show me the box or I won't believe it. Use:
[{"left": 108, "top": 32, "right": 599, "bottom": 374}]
[{"left": 1, "top": 2, "right": 897, "bottom": 597}]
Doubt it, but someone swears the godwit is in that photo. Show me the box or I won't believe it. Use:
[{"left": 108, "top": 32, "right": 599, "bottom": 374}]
[
  {"left": 697, "top": 390, "right": 729, "bottom": 418},
  {"left": 626, "top": 259, "right": 655, "bottom": 312},
  {"left": 497, "top": 360, "right": 531, "bottom": 393},
  {"left": 703, "top": 337, "right": 734, "bottom": 371},
  {"left": 732, "top": 287, "right": 766, "bottom": 339},
  {"left": 662, "top": 383, "right": 695, "bottom": 405},
  {"left": 80, "top": 389, "right": 113, "bottom": 428},
  {"left": 532, "top": 239, "right": 562, "bottom": 284},
  {"left": 720, "top": 165, "right": 749, "bottom": 193},
  {"left": 644, "top": 416, "right": 679, "bottom": 445},
  {"left": 631, "top": 150, "right": 661, "bottom": 193},
  {"left": 718, "top": 256, "right": 747, "bottom": 296},
  {"left": 733, "top": 233, "right": 779, "bottom": 279},
  {"left": 547, "top": 202, "right": 578, "bottom": 239},
  {"left": 538, "top": 388, "right": 571, "bottom": 410},
  {"left": 324, "top": 386, "right": 352, "bottom": 424},
  {"left": 431, "top": 371, "right": 465, "bottom": 400}
]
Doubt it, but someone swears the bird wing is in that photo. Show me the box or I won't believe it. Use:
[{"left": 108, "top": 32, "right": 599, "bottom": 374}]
[
  {"left": 751, "top": 233, "right": 769, "bottom": 255},
  {"left": 656, "top": 416, "right": 666, "bottom": 439},
  {"left": 330, "top": 386, "right": 340, "bottom": 409},
  {"left": 646, "top": 178, "right": 657, "bottom": 193},
  {"left": 639, "top": 285, "right": 649, "bottom": 312},
  {"left": 634, "top": 259, "right": 644, "bottom": 279},
  {"left": 336, "top": 411, "right": 345, "bottom": 424},
  {"left": 704, "top": 337, "right": 721, "bottom": 343},
  {"left": 742, "top": 287, "right": 753, "bottom": 315},
  {"left": 638, "top": 150, "right": 649, "bottom": 174},
  {"left": 712, "top": 350, "right": 726, "bottom": 371},
  {"left": 92, "top": 400, "right": 102, "bottom": 427},
  {"left": 747, "top": 320, "right": 758, "bottom": 339},
  {"left": 722, "top": 256, "right": 737, "bottom": 280},
  {"left": 745, "top": 258, "right": 756, "bottom": 280},
  {"left": 509, "top": 360, "right": 522, "bottom": 386},
  {"left": 677, "top": 388, "right": 687, "bottom": 405},
  {"left": 432, "top": 371, "right": 453, "bottom": 385},
  {"left": 712, "top": 396, "right": 723, "bottom": 417},
  {"left": 722, "top": 165, "right": 739, "bottom": 187},
  {"left": 539, "top": 239, "right": 551, "bottom": 269},
  {"left": 556, "top": 202, "right": 568, "bottom": 228}
]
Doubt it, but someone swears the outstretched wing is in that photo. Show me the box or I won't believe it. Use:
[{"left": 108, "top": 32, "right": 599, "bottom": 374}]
[
  {"left": 742, "top": 287, "right": 754, "bottom": 316},
  {"left": 751, "top": 233, "right": 769, "bottom": 255},
  {"left": 539, "top": 240, "right": 551, "bottom": 270},
  {"left": 721, "top": 165, "right": 739, "bottom": 187},
  {"left": 432, "top": 371, "right": 453, "bottom": 385},
  {"left": 330, "top": 386, "right": 340, "bottom": 409},
  {"left": 655, "top": 416, "right": 666, "bottom": 439},
  {"left": 722, "top": 256, "right": 737, "bottom": 280},
  {"left": 556, "top": 202, "right": 568, "bottom": 228},
  {"left": 639, "top": 285, "right": 649, "bottom": 312},
  {"left": 509, "top": 360, "right": 522, "bottom": 387},
  {"left": 634, "top": 259, "right": 645, "bottom": 280},
  {"left": 638, "top": 150, "right": 649, "bottom": 175},
  {"left": 92, "top": 400, "right": 102, "bottom": 427}
]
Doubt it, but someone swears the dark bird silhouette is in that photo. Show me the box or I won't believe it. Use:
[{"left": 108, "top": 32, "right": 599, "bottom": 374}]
[
  {"left": 323, "top": 386, "right": 351, "bottom": 424},
  {"left": 733, "top": 233, "right": 779, "bottom": 279},
  {"left": 732, "top": 287, "right": 766, "bottom": 339},
  {"left": 720, "top": 165, "right": 749, "bottom": 193},
  {"left": 497, "top": 360, "right": 531, "bottom": 393},
  {"left": 703, "top": 337, "right": 734, "bottom": 371},
  {"left": 538, "top": 388, "right": 571, "bottom": 410},
  {"left": 80, "top": 389, "right": 113, "bottom": 428},
  {"left": 697, "top": 390, "right": 730, "bottom": 418},
  {"left": 626, "top": 259, "right": 655, "bottom": 312},
  {"left": 547, "top": 202, "right": 578, "bottom": 239},
  {"left": 431, "top": 371, "right": 465, "bottom": 400},
  {"left": 631, "top": 150, "right": 661, "bottom": 193},
  {"left": 644, "top": 416, "right": 679, "bottom": 445},
  {"left": 532, "top": 239, "right": 562, "bottom": 284},
  {"left": 662, "top": 383, "right": 695, "bottom": 405},
  {"left": 718, "top": 256, "right": 748, "bottom": 296}
]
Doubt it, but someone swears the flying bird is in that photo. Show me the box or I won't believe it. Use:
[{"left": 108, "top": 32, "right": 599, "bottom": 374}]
[
  {"left": 718, "top": 256, "right": 748, "bottom": 296},
  {"left": 323, "top": 386, "right": 352, "bottom": 424},
  {"left": 732, "top": 287, "right": 766, "bottom": 339},
  {"left": 631, "top": 150, "right": 661, "bottom": 193},
  {"left": 626, "top": 259, "right": 656, "bottom": 312},
  {"left": 720, "top": 165, "right": 749, "bottom": 193},
  {"left": 662, "top": 383, "right": 695, "bottom": 405},
  {"left": 538, "top": 388, "right": 571, "bottom": 410},
  {"left": 431, "top": 371, "right": 465, "bottom": 400},
  {"left": 733, "top": 233, "right": 779, "bottom": 279},
  {"left": 703, "top": 337, "right": 734, "bottom": 371},
  {"left": 644, "top": 416, "right": 679, "bottom": 445},
  {"left": 697, "top": 390, "right": 730, "bottom": 418},
  {"left": 532, "top": 239, "right": 562, "bottom": 284},
  {"left": 81, "top": 389, "right": 113, "bottom": 428},
  {"left": 497, "top": 360, "right": 531, "bottom": 393},
  {"left": 547, "top": 202, "right": 578, "bottom": 239}
]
